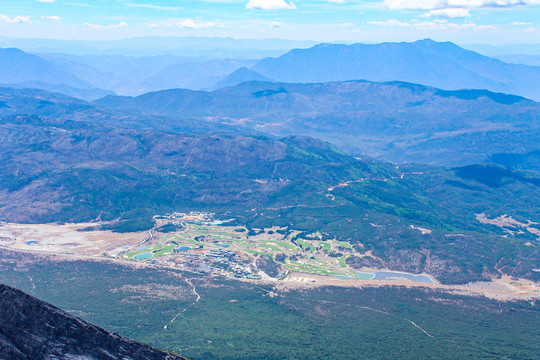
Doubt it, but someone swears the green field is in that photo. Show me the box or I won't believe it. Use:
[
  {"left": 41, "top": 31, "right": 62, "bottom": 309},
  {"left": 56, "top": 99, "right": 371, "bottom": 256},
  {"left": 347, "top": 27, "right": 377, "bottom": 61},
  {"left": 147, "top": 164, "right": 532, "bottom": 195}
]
[{"left": 122, "top": 223, "right": 363, "bottom": 277}]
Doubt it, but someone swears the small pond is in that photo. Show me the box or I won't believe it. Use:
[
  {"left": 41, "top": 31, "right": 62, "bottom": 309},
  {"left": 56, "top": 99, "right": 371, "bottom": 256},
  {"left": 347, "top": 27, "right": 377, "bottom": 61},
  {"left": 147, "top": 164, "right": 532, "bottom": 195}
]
[
  {"left": 133, "top": 252, "right": 153, "bottom": 260},
  {"left": 372, "top": 271, "right": 434, "bottom": 284}
]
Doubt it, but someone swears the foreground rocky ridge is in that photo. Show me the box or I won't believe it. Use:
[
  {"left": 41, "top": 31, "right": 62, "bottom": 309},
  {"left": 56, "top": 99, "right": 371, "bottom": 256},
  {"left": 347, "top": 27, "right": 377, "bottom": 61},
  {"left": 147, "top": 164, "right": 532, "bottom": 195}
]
[{"left": 0, "top": 284, "right": 186, "bottom": 360}]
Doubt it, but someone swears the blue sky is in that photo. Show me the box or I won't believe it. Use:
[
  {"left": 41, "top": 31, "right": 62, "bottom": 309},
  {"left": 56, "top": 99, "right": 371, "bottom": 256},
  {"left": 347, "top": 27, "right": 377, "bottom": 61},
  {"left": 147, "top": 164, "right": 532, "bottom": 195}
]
[{"left": 0, "top": 0, "right": 539, "bottom": 44}]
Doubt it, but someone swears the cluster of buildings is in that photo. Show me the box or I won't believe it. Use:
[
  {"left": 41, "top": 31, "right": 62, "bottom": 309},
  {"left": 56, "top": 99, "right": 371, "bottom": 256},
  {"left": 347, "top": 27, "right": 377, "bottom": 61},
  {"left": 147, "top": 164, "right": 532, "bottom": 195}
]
[{"left": 162, "top": 246, "right": 262, "bottom": 280}]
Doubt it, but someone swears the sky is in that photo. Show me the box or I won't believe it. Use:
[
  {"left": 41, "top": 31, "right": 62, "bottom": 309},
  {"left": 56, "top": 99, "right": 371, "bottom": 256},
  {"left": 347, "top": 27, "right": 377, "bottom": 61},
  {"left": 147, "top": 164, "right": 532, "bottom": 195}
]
[{"left": 0, "top": 0, "right": 539, "bottom": 44}]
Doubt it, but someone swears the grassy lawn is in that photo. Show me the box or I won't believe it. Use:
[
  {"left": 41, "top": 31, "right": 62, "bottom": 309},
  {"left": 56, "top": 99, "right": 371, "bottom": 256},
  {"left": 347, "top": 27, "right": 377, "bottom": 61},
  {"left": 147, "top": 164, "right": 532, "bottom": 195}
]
[
  {"left": 125, "top": 244, "right": 163, "bottom": 260},
  {"left": 320, "top": 242, "right": 332, "bottom": 252},
  {"left": 262, "top": 240, "right": 297, "bottom": 250},
  {"left": 338, "top": 254, "right": 351, "bottom": 268},
  {"left": 154, "top": 243, "right": 176, "bottom": 257},
  {"left": 244, "top": 249, "right": 273, "bottom": 256},
  {"left": 296, "top": 239, "right": 316, "bottom": 252},
  {"left": 332, "top": 240, "right": 354, "bottom": 250},
  {"left": 255, "top": 243, "right": 281, "bottom": 252}
]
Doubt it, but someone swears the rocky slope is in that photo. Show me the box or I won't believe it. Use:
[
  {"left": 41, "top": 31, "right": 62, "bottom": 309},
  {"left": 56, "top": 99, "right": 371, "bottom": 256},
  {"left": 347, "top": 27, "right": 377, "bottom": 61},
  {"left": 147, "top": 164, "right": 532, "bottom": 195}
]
[{"left": 0, "top": 284, "right": 186, "bottom": 360}]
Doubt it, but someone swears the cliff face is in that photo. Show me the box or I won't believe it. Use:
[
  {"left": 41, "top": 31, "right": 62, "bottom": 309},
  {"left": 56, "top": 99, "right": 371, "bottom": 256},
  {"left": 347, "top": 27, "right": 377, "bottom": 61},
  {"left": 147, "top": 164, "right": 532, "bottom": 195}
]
[{"left": 0, "top": 284, "right": 186, "bottom": 360}]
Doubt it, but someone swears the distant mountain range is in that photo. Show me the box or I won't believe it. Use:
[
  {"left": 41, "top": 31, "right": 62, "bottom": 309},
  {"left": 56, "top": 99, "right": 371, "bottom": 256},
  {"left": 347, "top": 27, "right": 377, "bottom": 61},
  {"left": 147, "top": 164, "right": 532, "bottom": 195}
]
[
  {"left": 142, "top": 59, "right": 257, "bottom": 92},
  {"left": 2, "top": 39, "right": 540, "bottom": 101},
  {"left": 251, "top": 39, "right": 540, "bottom": 101},
  {"left": 0, "top": 36, "right": 316, "bottom": 57},
  {"left": 211, "top": 67, "right": 273, "bottom": 90},
  {"left": 0, "top": 48, "right": 259, "bottom": 96},
  {"left": 1, "top": 81, "right": 538, "bottom": 168},
  {"left": 0, "top": 48, "right": 104, "bottom": 99},
  {"left": 0, "top": 284, "right": 185, "bottom": 360},
  {"left": 94, "top": 80, "right": 540, "bottom": 167}
]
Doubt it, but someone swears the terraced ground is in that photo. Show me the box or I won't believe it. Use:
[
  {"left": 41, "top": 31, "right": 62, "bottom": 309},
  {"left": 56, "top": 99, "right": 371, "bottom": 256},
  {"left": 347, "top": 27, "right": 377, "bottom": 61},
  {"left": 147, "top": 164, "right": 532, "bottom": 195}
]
[{"left": 122, "top": 223, "right": 368, "bottom": 277}]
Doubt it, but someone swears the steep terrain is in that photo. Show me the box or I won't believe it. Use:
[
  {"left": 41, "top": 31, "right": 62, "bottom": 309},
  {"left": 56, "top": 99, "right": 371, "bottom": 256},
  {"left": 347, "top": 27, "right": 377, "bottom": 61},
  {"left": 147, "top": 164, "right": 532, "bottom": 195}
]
[
  {"left": 0, "top": 284, "right": 185, "bottom": 360},
  {"left": 95, "top": 80, "right": 540, "bottom": 167},
  {"left": 251, "top": 39, "right": 540, "bottom": 101}
]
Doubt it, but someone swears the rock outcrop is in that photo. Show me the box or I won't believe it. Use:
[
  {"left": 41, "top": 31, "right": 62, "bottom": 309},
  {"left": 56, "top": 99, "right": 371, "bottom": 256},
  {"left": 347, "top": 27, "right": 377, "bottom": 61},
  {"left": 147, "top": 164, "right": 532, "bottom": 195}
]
[{"left": 0, "top": 284, "right": 186, "bottom": 360}]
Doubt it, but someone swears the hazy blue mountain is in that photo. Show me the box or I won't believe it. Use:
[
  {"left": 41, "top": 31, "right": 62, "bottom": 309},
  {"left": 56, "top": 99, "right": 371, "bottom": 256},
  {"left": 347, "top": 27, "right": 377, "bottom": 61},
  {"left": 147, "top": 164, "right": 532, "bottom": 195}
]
[
  {"left": 41, "top": 53, "right": 261, "bottom": 94},
  {"left": 0, "top": 48, "right": 262, "bottom": 96},
  {"left": 251, "top": 39, "right": 540, "bottom": 101},
  {"left": 494, "top": 55, "right": 540, "bottom": 66},
  {"left": 0, "top": 48, "right": 92, "bottom": 89},
  {"left": 0, "top": 36, "right": 316, "bottom": 57},
  {"left": 463, "top": 42, "right": 540, "bottom": 56},
  {"left": 95, "top": 80, "right": 540, "bottom": 167},
  {"left": 211, "top": 67, "right": 274, "bottom": 90},
  {"left": 1, "top": 81, "right": 114, "bottom": 101},
  {"left": 40, "top": 53, "right": 192, "bottom": 95},
  {"left": 143, "top": 59, "right": 258, "bottom": 91},
  {"left": 0, "top": 86, "right": 257, "bottom": 136}
]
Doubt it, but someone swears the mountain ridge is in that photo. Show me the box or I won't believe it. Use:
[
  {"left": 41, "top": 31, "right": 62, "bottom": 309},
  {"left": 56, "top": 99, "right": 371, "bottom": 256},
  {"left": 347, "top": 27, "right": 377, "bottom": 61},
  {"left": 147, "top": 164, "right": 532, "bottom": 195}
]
[
  {"left": 93, "top": 79, "right": 540, "bottom": 167},
  {"left": 250, "top": 39, "right": 540, "bottom": 101},
  {"left": 0, "top": 283, "right": 186, "bottom": 360}
]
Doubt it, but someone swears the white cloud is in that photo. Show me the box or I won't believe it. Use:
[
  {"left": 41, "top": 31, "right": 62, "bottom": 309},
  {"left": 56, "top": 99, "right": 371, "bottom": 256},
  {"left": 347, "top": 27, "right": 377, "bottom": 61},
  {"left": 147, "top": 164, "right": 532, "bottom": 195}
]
[
  {"left": 37, "top": 0, "right": 56, "bottom": 3},
  {"left": 246, "top": 0, "right": 297, "bottom": 10},
  {"left": 126, "top": 3, "right": 182, "bottom": 11},
  {"left": 383, "top": 0, "right": 538, "bottom": 10},
  {"left": 177, "top": 19, "right": 216, "bottom": 29},
  {"left": 84, "top": 21, "right": 128, "bottom": 29},
  {"left": 270, "top": 20, "right": 282, "bottom": 27},
  {"left": 367, "top": 19, "right": 413, "bottom": 26},
  {"left": 0, "top": 14, "right": 31, "bottom": 24},
  {"left": 41, "top": 15, "right": 61, "bottom": 20},
  {"left": 328, "top": 0, "right": 346, "bottom": 3},
  {"left": 420, "top": 8, "right": 471, "bottom": 17},
  {"left": 367, "top": 18, "right": 499, "bottom": 31},
  {"left": 511, "top": 21, "right": 532, "bottom": 25}
]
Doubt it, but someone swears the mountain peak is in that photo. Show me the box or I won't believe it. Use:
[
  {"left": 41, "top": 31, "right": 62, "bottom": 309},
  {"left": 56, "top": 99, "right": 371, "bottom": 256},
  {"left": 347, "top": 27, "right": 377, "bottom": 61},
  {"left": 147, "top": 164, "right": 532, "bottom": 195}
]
[{"left": 251, "top": 39, "right": 540, "bottom": 100}]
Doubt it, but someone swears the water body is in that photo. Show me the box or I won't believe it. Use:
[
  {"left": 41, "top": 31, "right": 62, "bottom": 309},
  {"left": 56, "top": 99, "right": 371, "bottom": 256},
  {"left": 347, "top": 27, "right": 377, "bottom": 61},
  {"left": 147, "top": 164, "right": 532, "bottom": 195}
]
[
  {"left": 25, "top": 240, "right": 38, "bottom": 245},
  {"left": 338, "top": 271, "right": 434, "bottom": 284},
  {"left": 372, "top": 271, "right": 434, "bottom": 284},
  {"left": 133, "top": 252, "right": 153, "bottom": 260},
  {"left": 216, "top": 244, "right": 230, "bottom": 248},
  {"left": 137, "top": 245, "right": 153, "bottom": 250},
  {"left": 338, "top": 272, "right": 375, "bottom": 280}
]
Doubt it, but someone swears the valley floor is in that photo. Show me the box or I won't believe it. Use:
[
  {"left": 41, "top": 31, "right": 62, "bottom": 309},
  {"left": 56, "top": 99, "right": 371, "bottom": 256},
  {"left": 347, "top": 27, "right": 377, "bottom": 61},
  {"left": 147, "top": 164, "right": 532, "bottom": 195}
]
[{"left": 1, "top": 218, "right": 537, "bottom": 301}]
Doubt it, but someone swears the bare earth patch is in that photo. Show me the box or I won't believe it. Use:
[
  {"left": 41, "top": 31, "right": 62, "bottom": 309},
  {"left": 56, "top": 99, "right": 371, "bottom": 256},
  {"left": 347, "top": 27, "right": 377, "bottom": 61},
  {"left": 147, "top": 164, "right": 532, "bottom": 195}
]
[
  {"left": 0, "top": 222, "right": 147, "bottom": 257},
  {"left": 476, "top": 213, "right": 540, "bottom": 240}
]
